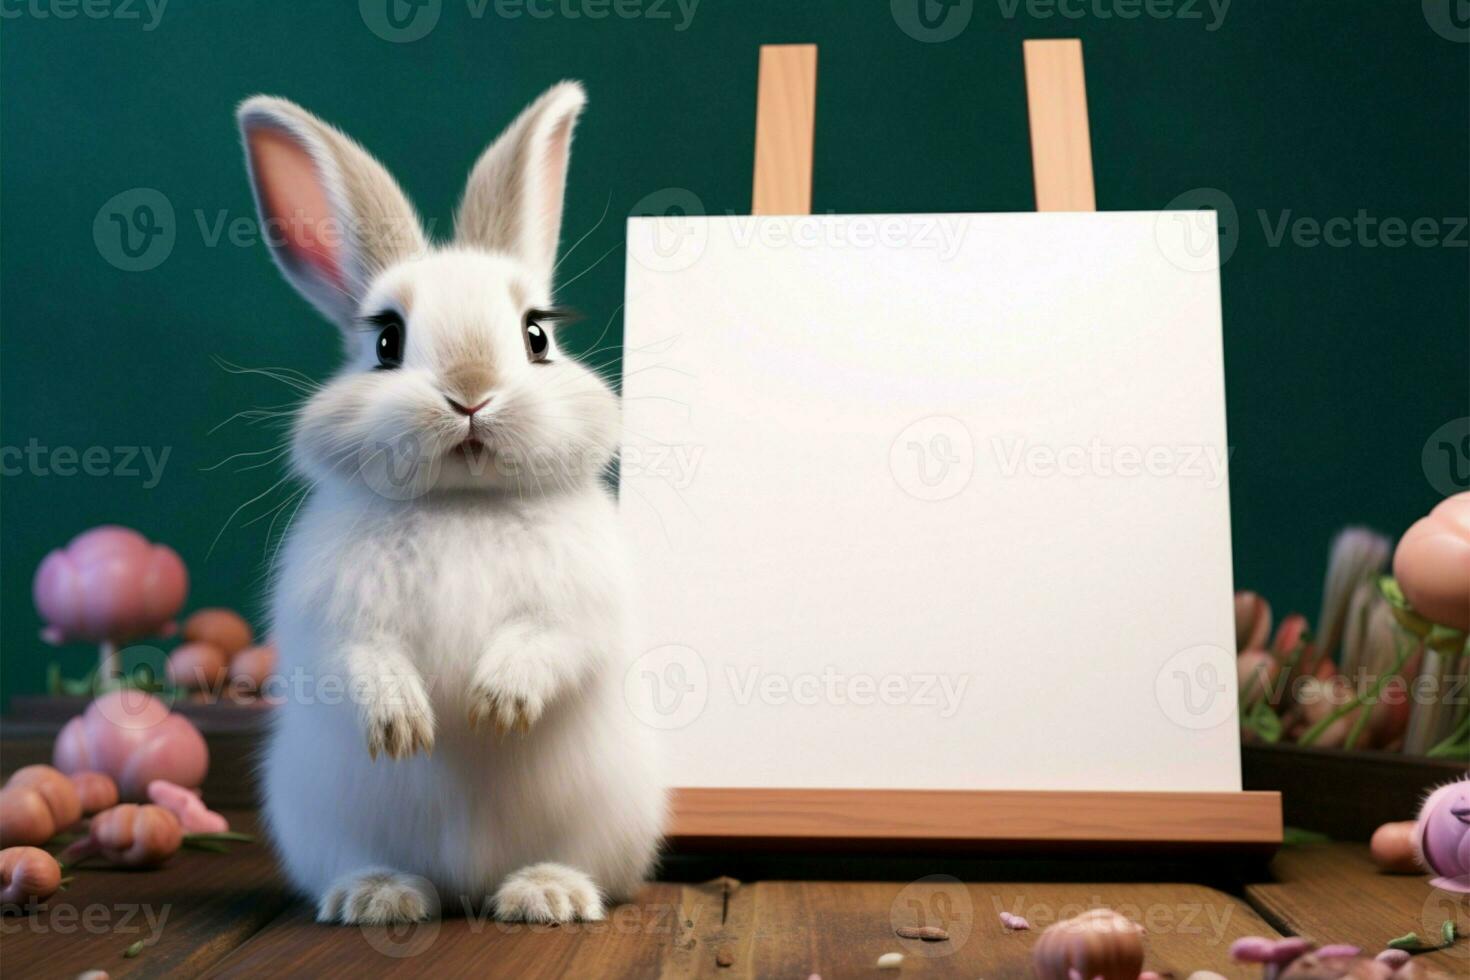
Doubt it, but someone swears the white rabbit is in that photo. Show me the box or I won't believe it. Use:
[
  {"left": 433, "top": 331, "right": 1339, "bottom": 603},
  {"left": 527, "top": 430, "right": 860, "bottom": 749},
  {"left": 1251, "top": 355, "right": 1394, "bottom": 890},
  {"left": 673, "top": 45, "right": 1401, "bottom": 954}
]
[{"left": 235, "top": 82, "right": 665, "bottom": 925}]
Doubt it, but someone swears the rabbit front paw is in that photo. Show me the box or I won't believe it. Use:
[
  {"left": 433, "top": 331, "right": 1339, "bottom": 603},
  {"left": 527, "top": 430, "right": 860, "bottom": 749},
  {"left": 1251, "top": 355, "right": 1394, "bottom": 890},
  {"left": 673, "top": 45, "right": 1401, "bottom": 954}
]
[
  {"left": 366, "top": 704, "right": 435, "bottom": 760},
  {"left": 466, "top": 682, "right": 545, "bottom": 737},
  {"left": 467, "top": 630, "right": 561, "bottom": 736},
  {"left": 362, "top": 675, "right": 435, "bottom": 760}
]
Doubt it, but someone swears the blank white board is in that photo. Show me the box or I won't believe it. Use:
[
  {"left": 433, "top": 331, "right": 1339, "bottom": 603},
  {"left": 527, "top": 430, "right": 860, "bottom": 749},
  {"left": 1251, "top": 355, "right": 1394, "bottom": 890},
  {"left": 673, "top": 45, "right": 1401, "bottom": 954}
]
[{"left": 619, "top": 211, "right": 1240, "bottom": 793}]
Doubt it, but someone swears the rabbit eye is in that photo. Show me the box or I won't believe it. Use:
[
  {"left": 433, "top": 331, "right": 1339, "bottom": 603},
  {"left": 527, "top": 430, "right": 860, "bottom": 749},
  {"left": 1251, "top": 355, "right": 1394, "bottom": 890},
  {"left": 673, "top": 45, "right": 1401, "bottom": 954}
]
[
  {"left": 370, "top": 311, "right": 404, "bottom": 369},
  {"left": 522, "top": 307, "right": 578, "bottom": 363},
  {"left": 523, "top": 315, "right": 551, "bottom": 363}
]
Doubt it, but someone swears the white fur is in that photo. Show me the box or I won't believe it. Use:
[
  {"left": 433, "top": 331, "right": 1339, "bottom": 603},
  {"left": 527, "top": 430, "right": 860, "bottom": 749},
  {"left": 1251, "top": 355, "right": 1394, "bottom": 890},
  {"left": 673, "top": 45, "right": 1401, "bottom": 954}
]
[{"left": 237, "top": 83, "right": 666, "bottom": 924}]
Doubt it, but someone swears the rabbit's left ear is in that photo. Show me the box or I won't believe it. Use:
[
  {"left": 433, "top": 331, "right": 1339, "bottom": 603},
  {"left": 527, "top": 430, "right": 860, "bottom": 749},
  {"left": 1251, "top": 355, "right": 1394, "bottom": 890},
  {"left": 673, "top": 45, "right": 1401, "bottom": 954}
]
[
  {"left": 237, "top": 96, "right": 425, "bottom": 327},
  {"left": 455, "top": 81, "right": 586, "bottom": 288}
]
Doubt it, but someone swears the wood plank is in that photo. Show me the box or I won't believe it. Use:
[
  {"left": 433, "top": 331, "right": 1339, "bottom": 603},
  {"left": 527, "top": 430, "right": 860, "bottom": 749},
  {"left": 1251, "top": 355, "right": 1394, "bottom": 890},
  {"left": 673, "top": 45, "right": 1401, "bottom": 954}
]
[
  {"left": 0, "top": 811, "right": 287, "bottom": 980},
  {"left": 1023, "top": 38, "right": 1096, "bottom": 212},
  {"left": 204, "top": 878, "right": 1274, "bottom": 978},
  {"left": 670, "top": 787, "right": 1283, "bottom": 848},
  {"left": 205, "top": 882, "right": 704, "bottom": 979},
  {"left": 721, "top": 879, "right": 1279, "bottom": 977},
  {"left": 751, "top": 43, "right": 817, "bottom": 215},
  {"left": 1246, "top": 842, "right": 1470, "bottom": 973}
]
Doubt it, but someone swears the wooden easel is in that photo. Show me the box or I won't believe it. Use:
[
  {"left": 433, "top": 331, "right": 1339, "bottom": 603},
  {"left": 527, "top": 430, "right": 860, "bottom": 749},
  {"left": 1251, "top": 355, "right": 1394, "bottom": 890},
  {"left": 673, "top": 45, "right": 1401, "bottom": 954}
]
[{"left": 666, "top": 41, "right": 1283, "bottom": 851}]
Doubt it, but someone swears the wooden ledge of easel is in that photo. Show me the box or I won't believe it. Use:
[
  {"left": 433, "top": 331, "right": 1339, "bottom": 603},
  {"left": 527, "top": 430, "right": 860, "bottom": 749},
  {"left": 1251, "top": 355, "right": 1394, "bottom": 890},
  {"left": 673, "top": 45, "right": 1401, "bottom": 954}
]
[{"left": 668, "top": 787, "right": 1283, "bottom": 854}]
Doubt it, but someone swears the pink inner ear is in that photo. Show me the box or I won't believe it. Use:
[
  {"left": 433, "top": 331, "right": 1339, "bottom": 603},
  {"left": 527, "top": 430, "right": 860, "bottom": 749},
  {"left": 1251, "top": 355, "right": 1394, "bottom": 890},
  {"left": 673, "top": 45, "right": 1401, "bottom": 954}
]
[{"left": 247, "top": 127, "right": 345, "bottom": 288}]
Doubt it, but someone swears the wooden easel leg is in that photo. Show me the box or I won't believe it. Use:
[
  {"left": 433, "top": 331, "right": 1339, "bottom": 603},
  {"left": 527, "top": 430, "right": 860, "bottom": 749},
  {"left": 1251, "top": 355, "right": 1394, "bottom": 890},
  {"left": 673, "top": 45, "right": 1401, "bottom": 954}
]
[
  {"left": 1023, "top": 38, "right": 1097, "bottom": 212},
  {"left": 752, "top": 44, "right": 818, "bottom": 216}
]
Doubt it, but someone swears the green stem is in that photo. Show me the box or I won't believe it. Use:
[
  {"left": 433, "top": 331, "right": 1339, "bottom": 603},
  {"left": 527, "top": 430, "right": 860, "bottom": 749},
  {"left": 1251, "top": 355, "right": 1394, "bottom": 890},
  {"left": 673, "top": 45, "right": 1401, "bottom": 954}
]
[
  {"left": 1270, "top": 640, "right": 1307, "bottom": 709},
  {"left": 98, "top": 640, "right": 120, "bottom": 682},
  {"left": 1240, "top": 661, "right": 1271, "bottom": 711},
  {"left": 1299, "top": 636, "right": 1413, "bottom": 747},
  {"left": 1426, "top": 712, "right": 1470, "bottom": 758},
  {"left": 1343, "top": 693, "right": 1375, "bottom": 750}
]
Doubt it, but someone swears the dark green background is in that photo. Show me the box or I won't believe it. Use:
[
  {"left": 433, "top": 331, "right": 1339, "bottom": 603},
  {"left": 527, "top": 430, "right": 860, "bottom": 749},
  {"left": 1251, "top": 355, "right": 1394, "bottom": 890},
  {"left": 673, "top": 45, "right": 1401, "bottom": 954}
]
[{"left": 3, "top": 1, "right": 1466, "bottom": 702}]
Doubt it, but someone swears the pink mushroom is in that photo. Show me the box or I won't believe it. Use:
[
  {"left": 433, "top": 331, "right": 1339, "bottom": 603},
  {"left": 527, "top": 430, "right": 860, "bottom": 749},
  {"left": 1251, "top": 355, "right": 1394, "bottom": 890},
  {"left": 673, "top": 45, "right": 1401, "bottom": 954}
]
[
  {"left": 1393, "top": 493, "right": 1470, "bottom": 632},
  {"left": 33, "top": 526, "right": 188, "bottom": 678},
  {"left": 53, "top": 690, "right": 208, "bottom": 801}
]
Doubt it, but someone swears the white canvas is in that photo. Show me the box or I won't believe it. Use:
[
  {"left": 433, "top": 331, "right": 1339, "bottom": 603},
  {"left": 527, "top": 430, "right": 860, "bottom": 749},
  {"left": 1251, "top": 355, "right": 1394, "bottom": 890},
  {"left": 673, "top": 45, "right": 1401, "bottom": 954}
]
[{"left": 619, "top": 211, "right": 1241, "bottom": 793}]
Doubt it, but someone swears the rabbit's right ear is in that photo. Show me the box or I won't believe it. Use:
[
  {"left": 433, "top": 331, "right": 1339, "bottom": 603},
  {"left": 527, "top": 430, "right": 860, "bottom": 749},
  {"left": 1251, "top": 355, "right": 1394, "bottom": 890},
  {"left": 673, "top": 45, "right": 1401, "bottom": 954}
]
[{"left": 237, "top": 96, "right": 425, "bottom": 326}]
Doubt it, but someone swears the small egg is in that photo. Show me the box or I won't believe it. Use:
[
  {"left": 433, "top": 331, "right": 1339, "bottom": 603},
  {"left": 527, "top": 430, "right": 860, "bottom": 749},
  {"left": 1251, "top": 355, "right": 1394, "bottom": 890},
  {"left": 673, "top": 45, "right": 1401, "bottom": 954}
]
[
  {"left": 5, "top": 765, "right": 82, "bottom": 830},
  {"left": 182, "top": 608, "right": 254, "bottom": 656},
  {"left": 0, "top": 845, "right": 63, "bottom": 906},
  {"left": 0, "top": 788, "right": 57, "bottom": 848},
  {"left": 1370, "top": 820, "right": 1421, "bottom": 874},
  {"left": 166, "top": 642, "right": 230, "bottom": 691},
  {"left": 228, "top": 643, "right": 279, "bottom": 690},
  {"left": 70, "top": 772, "right": 119, "bottom": 816}
]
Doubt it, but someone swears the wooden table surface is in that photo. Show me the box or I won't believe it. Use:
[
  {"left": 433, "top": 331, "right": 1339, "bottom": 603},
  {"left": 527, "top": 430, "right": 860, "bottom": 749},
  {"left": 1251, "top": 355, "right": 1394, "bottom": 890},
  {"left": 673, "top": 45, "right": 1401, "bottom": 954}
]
[{"left": 2, "top": 813, "right": 1466, "bottom": 979}]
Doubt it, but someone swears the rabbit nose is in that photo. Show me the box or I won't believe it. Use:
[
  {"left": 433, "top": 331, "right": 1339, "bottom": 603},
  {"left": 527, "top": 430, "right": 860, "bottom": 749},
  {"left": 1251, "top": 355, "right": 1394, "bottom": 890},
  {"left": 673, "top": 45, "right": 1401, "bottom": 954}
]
[{"left": 445, "top": 395, "right": 492, "bottom": 416}]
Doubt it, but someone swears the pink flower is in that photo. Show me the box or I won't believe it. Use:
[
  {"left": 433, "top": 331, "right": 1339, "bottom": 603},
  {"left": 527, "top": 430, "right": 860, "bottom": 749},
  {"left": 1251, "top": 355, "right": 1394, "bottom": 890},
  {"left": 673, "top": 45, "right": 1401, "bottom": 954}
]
[
  {"left": 53, "top": 691, "right": 208, "bottom": 801},
  {"left": 34, "top": 526, "right": 188, "bottom": 646},
  {"left": 1393, "top": 492, "right": 1470, "bottom": 633}
]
